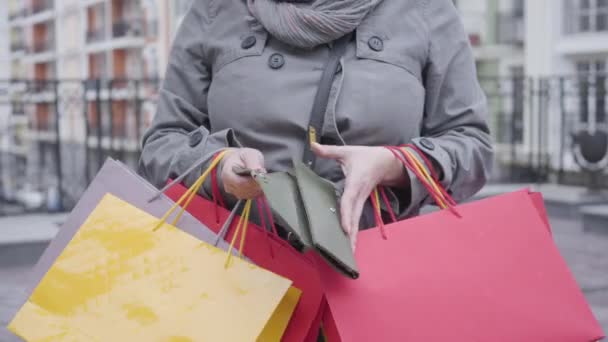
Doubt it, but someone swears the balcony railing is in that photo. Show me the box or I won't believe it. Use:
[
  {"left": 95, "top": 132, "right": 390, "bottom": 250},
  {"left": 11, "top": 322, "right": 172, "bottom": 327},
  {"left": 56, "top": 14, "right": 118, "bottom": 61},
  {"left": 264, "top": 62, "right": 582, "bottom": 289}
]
[
  {"left": 10, "top": 41, "right": 25, "bottom": 52},
  {"left": 86, "top": 28, "right": 106, "bottom": 44},
  {"left": 29, "top": 81, "right": 55, "bottom": 94},
  {"left": 29, "top": 39, "right": 55, "bottom": 54},
  {"left": 8, "top": 9, "right": 27, "bottom": 21},
  {"left": 496, "top": 12, "right": 525, "bottom": 45},
  {"left": 30, "top": 0, "right": 54, "bottom": 15},
  {"left": 112, "top": 19, "right": 144, "bottom": 39}
]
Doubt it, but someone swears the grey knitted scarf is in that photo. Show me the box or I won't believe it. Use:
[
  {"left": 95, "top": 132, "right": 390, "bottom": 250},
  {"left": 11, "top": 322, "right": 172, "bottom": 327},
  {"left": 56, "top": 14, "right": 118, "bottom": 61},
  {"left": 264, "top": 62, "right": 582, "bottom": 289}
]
[{"left": 247, "top": 0, "right": 383, "bottom": 49}]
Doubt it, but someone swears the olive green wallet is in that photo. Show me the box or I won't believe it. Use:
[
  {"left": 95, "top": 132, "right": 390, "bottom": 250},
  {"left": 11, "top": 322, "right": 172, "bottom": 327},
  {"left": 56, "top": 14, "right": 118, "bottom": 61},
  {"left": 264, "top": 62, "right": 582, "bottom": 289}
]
[{"left": 255, "top": 161, "right": 359, "bottom": 279}]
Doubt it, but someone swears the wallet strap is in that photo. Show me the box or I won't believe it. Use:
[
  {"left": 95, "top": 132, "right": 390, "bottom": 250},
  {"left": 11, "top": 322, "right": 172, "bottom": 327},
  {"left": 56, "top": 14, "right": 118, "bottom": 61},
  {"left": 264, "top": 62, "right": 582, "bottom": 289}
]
[{"left": 302, "top": 34, "right": 351, "bottom": 168}]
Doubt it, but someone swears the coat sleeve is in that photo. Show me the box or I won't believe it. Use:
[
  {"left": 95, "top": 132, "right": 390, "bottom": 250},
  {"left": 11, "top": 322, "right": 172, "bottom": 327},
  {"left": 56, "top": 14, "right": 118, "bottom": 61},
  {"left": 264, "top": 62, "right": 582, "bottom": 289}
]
[
  {"left": 396, "top": 0, "right": 494, "bottom": 216},
  {"left": 138, "top": 2, "right": 240, "bottom": 194}
]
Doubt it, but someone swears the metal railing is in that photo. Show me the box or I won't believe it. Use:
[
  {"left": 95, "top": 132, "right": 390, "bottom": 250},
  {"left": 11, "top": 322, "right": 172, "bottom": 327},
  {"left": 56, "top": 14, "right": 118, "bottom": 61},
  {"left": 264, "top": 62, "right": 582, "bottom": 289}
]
[
  {"left": 112, "top": 19, "right": 144, "bottom": 38},
  {"left": 481, "top": 73, "right": 608, "bottom": 188},
  {"left": 86, "top": 28, "right": 106, "bottom": 44},
  {"left": 29, "top": 39, "right": 55, "bottom": 54},
  {"left": 10, "top": 41, "right": 25, "bottom": 52},
  {"left": 0, "top": 79, "right": 161, "bottom": 215},
  {"left": 30, "top": 0, "right": 54, "bottom": 15},
  {"left": 0, "top": 75, "right": 607, "bottom": 215},
  {"left": 8, "top": 9, "right": 27, "bottom": 21}
]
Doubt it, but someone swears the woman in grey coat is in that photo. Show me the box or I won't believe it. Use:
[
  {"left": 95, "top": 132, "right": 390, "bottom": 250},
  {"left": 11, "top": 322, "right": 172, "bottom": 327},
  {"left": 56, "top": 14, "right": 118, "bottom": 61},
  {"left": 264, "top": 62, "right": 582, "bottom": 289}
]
[{"left": 139, "top": 0, "right": 494, "bottom": 248}]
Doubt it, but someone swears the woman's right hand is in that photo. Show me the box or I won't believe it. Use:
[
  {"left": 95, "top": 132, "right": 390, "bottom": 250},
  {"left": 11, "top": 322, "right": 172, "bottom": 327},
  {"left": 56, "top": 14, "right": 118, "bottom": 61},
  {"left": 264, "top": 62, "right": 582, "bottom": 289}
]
[{"left": 220, "top": 148, "right": 265, "bottom": 199}]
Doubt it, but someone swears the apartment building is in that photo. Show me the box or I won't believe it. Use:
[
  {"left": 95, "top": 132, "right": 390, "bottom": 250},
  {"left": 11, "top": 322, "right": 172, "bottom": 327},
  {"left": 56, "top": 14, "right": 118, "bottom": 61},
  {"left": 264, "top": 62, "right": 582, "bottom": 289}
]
[
  {"left": 1, "top": 2, "right": 15, "bottom": 201},
  {"left": 154, "top": 0, "right": 191, "bottom": 77},
  {"left": 0, "top": 0, "right": 163, "bottom": 205}
]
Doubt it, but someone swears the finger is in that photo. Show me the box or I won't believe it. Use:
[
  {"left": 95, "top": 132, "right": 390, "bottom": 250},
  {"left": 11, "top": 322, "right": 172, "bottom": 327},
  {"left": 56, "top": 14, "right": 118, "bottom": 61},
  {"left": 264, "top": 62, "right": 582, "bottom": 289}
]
[
  {"left": 339, "top": 177, "right": 359, "bottom": 235},
  {"left": 241, "top": 149, "right": 265, "bottom": 170},
  {"left": 350, "top": 187, "right": 369, "bottom": 242},
  {"left": 351, "top": 228, "right": 358, "bottom": 252},
  {"left": 311, "top": 142, "right": 346, "bottom": 160}
]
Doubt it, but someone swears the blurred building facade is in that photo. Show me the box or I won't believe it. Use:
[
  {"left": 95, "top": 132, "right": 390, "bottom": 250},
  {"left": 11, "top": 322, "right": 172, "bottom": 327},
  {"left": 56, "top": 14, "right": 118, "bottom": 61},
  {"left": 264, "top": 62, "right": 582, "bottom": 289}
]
[
  {"left": 457, "top": 0, "right": 608, "bottom": 185},
  {"left": 457, "top": 0, "right": 525, "bottom": 78},
  {"left": 0, "top": 0, "right": 191, "bottom": 209},
  {"left": 456, "top": 0, "right": 526, "bottom": 181},
  {"left": 524, "top": 0, "right": 608, "bottom": 181}
]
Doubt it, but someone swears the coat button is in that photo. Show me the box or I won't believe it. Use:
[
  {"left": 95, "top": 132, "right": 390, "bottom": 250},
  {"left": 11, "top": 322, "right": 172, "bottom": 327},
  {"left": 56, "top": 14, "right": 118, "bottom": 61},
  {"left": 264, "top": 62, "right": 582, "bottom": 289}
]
[
  {"left": 268, "top": 53, "right": 285, "bottom": 69},
  {"left": 419, "top": 138, "right": 435, "bottom": 151},
  {"left": 368, "top": 36, "right": 384, "bottom": 52},
  {"left": 241, "top": 35, "right": 256, "bottom": 49},
  {"left": 189, "top": 130, "right": 203, "bottom": 147}
]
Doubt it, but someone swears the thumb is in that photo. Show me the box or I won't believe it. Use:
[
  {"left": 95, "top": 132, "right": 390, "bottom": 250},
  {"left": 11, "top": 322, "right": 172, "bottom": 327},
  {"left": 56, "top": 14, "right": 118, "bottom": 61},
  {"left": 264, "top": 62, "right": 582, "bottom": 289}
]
[{"left": 311, "top": 142, "right": 345, "bottom": 160}]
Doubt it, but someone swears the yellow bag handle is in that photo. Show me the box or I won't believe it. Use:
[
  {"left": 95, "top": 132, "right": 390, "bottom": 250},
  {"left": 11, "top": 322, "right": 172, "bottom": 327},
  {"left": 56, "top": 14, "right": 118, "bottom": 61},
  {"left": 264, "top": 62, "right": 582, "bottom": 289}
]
[
  {"left": 225, "top": 199, "right": 253, "bottom": 268},
  {"left": 152, "top": 149, "right": 229, "bottom": 231},
  {"left": 151, "top": 149, "right": 254, "bottom": 267}
]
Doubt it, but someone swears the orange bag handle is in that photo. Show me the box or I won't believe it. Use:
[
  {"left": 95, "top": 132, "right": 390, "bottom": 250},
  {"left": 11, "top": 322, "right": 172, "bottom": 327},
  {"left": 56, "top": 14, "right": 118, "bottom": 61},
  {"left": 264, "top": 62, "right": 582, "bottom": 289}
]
[
  {"left": 404, "top": 143, "right": 456, "bottom": 207},
  {"left": 384, "top": 146, "right": 461, "bottom": 218},
  {"left": 370, "top": 187, "right": 396, "bottom": 239},
  {"left": 384, "top": 146, "right": 447, "bottom": 209},
  {"left": 401, "top": 148, "right": 450, "bottom": 209}
]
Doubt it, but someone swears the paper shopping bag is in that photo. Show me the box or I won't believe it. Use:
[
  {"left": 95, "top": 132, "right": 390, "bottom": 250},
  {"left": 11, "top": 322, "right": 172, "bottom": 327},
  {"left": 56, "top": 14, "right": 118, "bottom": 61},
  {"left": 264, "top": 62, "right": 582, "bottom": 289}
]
[
  {"left": 319, "top": 190, "right": 604, "bottom": 341},
  {"left": 166, "top": 181, "right": 325, "bottom": 342},
  {"left": 9, "top": 194, "right": 299, "bottom": 341},
  {"left": 25, "top": 158, "right": 237, "bottom": 299},
  {"left": 318, "top": 147, "right": 604, "bottom": 342}
]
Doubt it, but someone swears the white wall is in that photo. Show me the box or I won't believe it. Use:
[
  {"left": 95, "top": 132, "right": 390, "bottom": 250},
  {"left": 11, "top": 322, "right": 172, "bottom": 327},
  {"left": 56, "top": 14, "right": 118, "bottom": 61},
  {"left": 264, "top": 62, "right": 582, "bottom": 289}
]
[
  {"left": 57, "top": 0, "right": 84, "bottom": 79},
  {"left": 457, "top": 0, "right": 489, "bottom": 44}
]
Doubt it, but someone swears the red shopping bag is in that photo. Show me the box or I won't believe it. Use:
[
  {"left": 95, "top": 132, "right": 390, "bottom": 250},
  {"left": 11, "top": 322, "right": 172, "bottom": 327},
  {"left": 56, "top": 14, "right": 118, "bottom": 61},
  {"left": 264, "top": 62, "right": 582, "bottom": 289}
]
[
  {"left": 165, "top": 180, "right": 324, "bottom": 342},
  {"left": 317, "top": 146, "right": 604, "bottom": 342},
  {"left": 530, "top": 191, "right": 551, "bottom": 232}
]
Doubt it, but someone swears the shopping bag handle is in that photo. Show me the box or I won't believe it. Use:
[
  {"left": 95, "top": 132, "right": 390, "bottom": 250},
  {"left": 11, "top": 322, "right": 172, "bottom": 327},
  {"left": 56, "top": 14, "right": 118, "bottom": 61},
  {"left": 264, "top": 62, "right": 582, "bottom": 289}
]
[
  {"left": 369, "top": 186, "right": 396, "bottom": 239},
  {"left": 148, "top": 149, "right": 222, "bottom": 203},
  {"left": 152, "top": 150, "right": 230, "bottom": 231},
  {"left": 384, "top": 146, "right": 461, "bottom": 218},
  {"left": 224, "top": 199, "right": 253, "bottom": 267},
  {"left": 404, "top": 143, "right": 457, "bottom": 207},
  {"left": 214, "top": 197, "right": 279, "bottom": 260},
  {"left": 214, "top": 199, "right": 245, "bottom": 247},
  {"left": 149, "top": 150, "right": 259, "bottom": 267}
]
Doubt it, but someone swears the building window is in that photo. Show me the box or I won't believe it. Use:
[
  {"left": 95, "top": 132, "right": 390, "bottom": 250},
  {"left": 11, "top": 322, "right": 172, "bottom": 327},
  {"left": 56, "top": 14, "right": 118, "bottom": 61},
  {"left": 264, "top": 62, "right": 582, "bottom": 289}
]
[
  {"left": 576, "top": 59, "right": 607, "bottom": 126},
  {"left": 567, "top": 0, "right": 608, "bottom": 33}
]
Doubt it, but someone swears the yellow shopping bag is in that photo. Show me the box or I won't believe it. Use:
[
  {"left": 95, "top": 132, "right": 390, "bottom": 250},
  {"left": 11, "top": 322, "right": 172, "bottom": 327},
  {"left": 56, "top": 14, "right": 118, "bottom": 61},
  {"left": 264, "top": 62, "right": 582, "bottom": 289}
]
[{"left": 9, "top": 152, "right": 301, "bottom": 341}]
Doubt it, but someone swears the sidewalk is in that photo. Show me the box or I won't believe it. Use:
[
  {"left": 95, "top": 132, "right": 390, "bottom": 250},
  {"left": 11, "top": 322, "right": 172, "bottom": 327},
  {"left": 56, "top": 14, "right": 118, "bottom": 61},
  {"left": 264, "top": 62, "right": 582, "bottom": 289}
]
[
  {"left": 0, "top": 213, "right": 66, "bottom": 268},
  {"left": 0, "top": 213, "right": 65, "bottom": 246}
]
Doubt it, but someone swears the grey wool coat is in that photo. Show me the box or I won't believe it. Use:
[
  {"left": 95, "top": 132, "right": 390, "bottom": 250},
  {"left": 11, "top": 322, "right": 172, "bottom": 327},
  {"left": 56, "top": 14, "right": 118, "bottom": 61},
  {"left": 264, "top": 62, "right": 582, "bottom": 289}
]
[{"left": 138, "top": 0, "right": 494, "bottom": 223}]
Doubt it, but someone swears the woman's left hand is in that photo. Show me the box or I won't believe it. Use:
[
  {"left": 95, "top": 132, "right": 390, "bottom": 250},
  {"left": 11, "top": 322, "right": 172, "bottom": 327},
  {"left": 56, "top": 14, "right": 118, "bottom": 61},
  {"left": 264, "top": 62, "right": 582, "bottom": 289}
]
[{"left": 311, "top": 143, "right": 409, "bottom": 250}]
